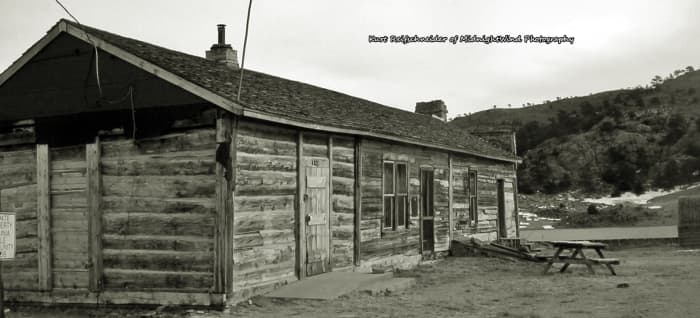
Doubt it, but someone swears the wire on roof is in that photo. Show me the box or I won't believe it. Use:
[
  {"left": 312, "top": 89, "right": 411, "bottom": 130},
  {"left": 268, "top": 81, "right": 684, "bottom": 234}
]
[
  {"left": 55, "top": 0, "right": 103, "bottom": 96},
  {"left": 237, "top": 0, "right": 254, "bottom": 101}
]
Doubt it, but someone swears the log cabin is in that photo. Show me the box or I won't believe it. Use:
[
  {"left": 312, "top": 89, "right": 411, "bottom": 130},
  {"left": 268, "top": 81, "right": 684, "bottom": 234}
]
[{"left": 0, "top": 20, "right": 521, "bottom": 306}]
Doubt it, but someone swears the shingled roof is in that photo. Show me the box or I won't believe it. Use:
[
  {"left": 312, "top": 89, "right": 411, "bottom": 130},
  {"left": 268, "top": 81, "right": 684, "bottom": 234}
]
[{"left": 5, "top": 19, "right": 520, "bottom": 163}]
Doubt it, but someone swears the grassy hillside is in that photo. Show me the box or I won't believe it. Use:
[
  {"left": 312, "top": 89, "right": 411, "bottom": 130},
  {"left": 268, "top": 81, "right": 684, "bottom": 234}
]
[{"left": 450, "top": 66, "right": 700, "bottom": 196}]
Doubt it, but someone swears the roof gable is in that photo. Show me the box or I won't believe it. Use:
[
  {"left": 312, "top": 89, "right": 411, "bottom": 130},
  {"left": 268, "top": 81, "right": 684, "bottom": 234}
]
[{"left": 0, "top": 19, "right": 520, "bottom": 163}]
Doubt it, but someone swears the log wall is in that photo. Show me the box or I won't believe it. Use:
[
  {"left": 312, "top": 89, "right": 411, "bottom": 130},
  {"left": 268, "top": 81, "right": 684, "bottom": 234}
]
[
  {"left": 452, "top": 154, "right": 518, "bottom": 241},
  {"left": 359, "top": 139, "right": 449, "bottom": 268},
  {"left": 232, "top": 120, "right": 297, "bottom": 299},
  {"left": 99, "top": 128, "right": 217, "bottom": 291},
  {"left": 0, "top": 147, "right": 39, "bottom": 290},
  {"left": 330, "top": 137, "right": 355, "bottom": 269}
]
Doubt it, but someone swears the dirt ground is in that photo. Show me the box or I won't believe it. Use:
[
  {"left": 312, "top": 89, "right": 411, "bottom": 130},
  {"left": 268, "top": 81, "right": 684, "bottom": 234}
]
[{"left": 7, "top": 246, "right": 700, "bottom": 318}]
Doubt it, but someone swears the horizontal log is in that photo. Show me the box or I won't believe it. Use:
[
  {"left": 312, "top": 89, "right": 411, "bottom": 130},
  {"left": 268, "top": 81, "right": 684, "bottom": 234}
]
[
  {"left": 101, "top": 153, "right": 216, "bottom": 176},
  {"left": 103, "top": 249, "right": 213, "bottom": 272},
  {"left": 103, "top": 175, "right": 216, "bottom": 198},
  {"left": 235, "top": 184, "right": 297, "bottom": 196},
  {"left": 49, "top": 146, "right": 84, "bottom": 161},
  {"left": 53, "top": 251, "right": 89, "bottom": 269},
  {"left": 101, "top": 129, "right": 216, "bottom": 158},
  {"left": 234, "top": 211, "right": 295, "bottom": 233},
  {"left": 332, "top": 177, "right": 354, "bottom": 196},
  {"left": 0, "top": 184, "right": 37, "bottom": 214},
  {"left": 331, "top": 210, "right": 354, "bottom": 226},
  {"left": 53, "top": 269, "right": 89, "bottom": 289},
  {"left": 234, "top": 195, "right": 295, "bottom": 213},
  {"left": 0, "top": 167, "right": 35, "bottom": 189},
  {"left": 233, "top": 266, "right": 295, "bottom": 289},
  {"left": 102, "top": 234, "right": 213, "bottom": 252},
  {"left": 237, "top": 170, "right": 296, "bottom": 187},
  {"left": 237, "top": 135, "right": 297, "bottom": 156},
  {"left": 233, "top": 245, "right": 295, "bottom": 273},
  {"left": 102, "top": 212, "right": 214, "bottom": 237},
  {"left": 16, "top": 219, "right": 38, "bottom": 238},
  {"left": 302, "top": 144, "right": 328, "bottom": 158},
  {"left": 52, "top": 209, "right": 88, "bottom": 231},
  {"left": 102, "top": 269, "right": 213, "bottom": 290},
  {"left": 102, "top": 196, "right": 215, "bottom": 214},
  {"left": 51, "top": 192, "right": 87, "bottom": 209},
  {"left": 0, "top": 149, "right": 35, "bottom": 165},
  {"left": 51, "top": 160, "right": 86, "bottom": 171},
  {"left": 331, "top": 145, "right": 354, "bottom": 164},
  {"left": 0, "top": 252, "right": 38, "bottom": 272},
  {"left": 236, "top": 153, "right": 296, "bottom": 172},
  {"left": 52, "top": 231, "right": 88, "bottom": 253},
  {"left": 332, "top": 161, "right": 354, "bottom": 179},
  {"left": 2, "top": 271, "right": 38, "bottom": 290},
  {"left": 238, "top": 120, "right": 296, "bottom": 143},
  {"left": 16, "top": 237, "right": 38, "bottom": 253}
]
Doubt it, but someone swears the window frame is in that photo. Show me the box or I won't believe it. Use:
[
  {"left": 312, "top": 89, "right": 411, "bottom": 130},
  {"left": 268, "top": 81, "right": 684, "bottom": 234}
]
[{"left": 382, "top": 160, "right": 409, "bottom": 231}]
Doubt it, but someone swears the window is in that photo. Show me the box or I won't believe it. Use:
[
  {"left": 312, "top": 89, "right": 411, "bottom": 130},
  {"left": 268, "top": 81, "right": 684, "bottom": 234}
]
[
  {"left": 383, "top": 161, "right": 409, "bottom": 230},
  {"left": 468, "top": 170, "right": 478, "bottom": 225}
]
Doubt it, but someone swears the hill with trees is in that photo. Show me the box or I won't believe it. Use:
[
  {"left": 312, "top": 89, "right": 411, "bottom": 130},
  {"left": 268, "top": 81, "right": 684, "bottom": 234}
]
[{"left": 450, "top": 66, "right": 700, "bottom": 197}]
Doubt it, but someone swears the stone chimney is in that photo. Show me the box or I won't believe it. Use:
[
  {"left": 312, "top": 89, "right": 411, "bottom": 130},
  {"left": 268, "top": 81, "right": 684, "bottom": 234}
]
[
  {"left": 205, "top": 24, "right": 239, "bottom": 69},
  {"left": 415, "top": 100, "right": 448, "bottom": 122}
]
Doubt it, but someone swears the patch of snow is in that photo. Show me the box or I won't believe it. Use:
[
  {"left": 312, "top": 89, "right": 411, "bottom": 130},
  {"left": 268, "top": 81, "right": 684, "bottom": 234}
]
[
  {"left": 583, "top": 183, "right": 700, "bottom": 205},
  {"left": 542, "top": 225, "right": 555, "bottom": 230},
  {"left": 648, "top": 206, "right": 662, "bottom": 210}
]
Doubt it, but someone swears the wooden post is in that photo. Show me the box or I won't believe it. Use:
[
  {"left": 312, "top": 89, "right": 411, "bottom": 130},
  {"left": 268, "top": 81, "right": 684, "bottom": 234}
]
[
  {"left": 36, "top": 144, "right": 52, "bottom": 291},
  {"left": 448, "top": 153, "right": 453, "bottom": 249},
  {"left": 296, "top": 132, "right": 306, "bottom": 279},
  {"left": 328, "top": 136, "right": 334, "bottom": 271},
  {"left": 214, "top": 116, "right": 232, "bottom": 294},
  {"left": 86, "top": 138, "right": 102, "bottom": 291},
  {"left": 227, "top": 116, "right": 238, "bottom": 294},
  {"left": 353, "top": 137, "right": 362, "bottom": 266}
]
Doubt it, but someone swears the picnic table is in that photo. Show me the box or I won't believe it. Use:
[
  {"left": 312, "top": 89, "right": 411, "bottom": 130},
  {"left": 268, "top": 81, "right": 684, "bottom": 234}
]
[{"left": 542, "top": 240, "right": 619, "bottom": 275}]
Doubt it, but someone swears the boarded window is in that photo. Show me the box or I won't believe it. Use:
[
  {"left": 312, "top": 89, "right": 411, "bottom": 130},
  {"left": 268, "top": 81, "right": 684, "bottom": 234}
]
[
  {"left": 468, "top": 170, "right": 478, "bottom": 225},
  {"left": 383, "top": 161, "right": 409, "bottom": 230}
]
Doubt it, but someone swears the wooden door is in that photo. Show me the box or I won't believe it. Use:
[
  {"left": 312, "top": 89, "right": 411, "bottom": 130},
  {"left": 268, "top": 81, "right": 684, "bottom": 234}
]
[
  {"left": 420, "top": 169, "right": 434, "bottom": 255},
  {"left": 304, "top": 158, "right": 331, "bottom": 276},
  {"left": 497, "top": 179, "right": 507, "bottom": 238}
]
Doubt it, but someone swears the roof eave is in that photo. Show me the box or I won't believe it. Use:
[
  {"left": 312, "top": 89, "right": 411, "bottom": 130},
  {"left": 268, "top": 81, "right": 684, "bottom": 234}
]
[{"left": 242, "top": 108, "right": 521, "bottom": 164}]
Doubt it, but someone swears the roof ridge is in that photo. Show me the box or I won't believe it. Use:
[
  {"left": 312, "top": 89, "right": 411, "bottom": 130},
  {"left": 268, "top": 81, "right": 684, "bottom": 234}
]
[{"left": 54, "top": 19, "right": 519, "bottom": 162}]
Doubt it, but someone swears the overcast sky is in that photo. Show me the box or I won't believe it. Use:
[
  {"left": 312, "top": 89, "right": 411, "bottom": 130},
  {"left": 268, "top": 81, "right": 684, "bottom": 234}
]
[{"left": 1, "top": 1, "right": 699, "bottom": 117}]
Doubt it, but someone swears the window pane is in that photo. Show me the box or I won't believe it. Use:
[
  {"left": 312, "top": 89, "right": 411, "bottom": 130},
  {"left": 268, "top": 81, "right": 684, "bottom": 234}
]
[
  {"left": 469, "top": 171, "right": 477, "bottom": 196},
  {"left": 397, "top": 196, "right": 406, "bottom": 226},
  {"left": 384, "top": 196, "right": 393, "bottom": 228},
  {"left": 411, "top": 196, "right": 418, "bottom": 217},
  {"left": 396, "top": 164, "right": 407, "bottom": 194},
  {"left": 383, "top": 162, "right": 394, "bottom": 194}
]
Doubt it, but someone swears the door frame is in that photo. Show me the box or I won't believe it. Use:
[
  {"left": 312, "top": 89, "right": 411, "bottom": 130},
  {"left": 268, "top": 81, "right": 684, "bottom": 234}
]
[
  {"left": 302, "top": 157, "right": 332, "bottom": 276},
  {"left": 419, "top": 167, "right": 435, "bottom": 255},
  {"left": 496, "top": 179, "right": 507, "bottom": 238}
]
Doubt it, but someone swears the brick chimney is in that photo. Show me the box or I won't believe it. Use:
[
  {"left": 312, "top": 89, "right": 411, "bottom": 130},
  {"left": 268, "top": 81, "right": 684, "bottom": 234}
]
[
  {"left": 415, "top": 100, "right": 448, "bottom": 121},
  {"left": 205, "top": 24, "right": 239, "bottom": 69}
]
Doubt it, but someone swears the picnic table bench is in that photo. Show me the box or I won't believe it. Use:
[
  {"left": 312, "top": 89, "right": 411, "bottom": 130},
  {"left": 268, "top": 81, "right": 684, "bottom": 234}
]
[{"left": 542, "top": 240, "right": 619, "bottom": 275}]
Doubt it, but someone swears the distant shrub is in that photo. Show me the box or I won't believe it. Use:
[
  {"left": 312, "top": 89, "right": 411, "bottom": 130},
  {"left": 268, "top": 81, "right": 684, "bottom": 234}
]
[{"left": 587, "top": 204, "right": 600, "bottom": 215}]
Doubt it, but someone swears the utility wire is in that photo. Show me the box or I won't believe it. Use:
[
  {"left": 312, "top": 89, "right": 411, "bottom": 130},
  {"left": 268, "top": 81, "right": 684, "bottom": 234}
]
[
  {"left": 237, "top": 0, "right": 253, "bottom": 101},
  {"left": 55, "top": 0, "right": 103, "bottom": 96}
]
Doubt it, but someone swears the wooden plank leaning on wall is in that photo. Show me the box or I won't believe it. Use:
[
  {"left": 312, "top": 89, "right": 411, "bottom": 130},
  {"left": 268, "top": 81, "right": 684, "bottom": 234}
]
[
  {"left": 36, "top": 144, "right": 51, "bottom": 291},
  {"left": 87, "top": 138, "right": 102, "bottom": 292}
]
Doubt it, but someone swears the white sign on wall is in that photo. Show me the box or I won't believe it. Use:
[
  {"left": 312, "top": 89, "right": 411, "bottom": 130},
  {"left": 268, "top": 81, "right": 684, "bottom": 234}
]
[{"left": 0, "top": 213, "right": 15, "bottom": 260}]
